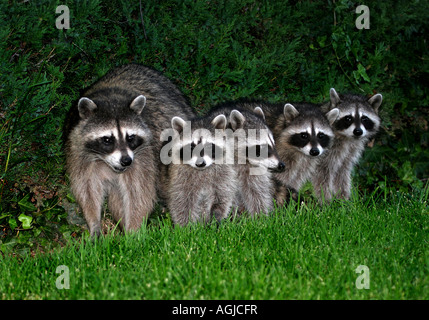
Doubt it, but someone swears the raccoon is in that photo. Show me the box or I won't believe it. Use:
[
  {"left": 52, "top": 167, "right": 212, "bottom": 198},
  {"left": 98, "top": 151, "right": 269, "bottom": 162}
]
[
  {"left": 312, "top": 88, "right": 382, "bottom": 201},
  {"left": 166, "top": 114, "right": 237, "bottom": 226},
  {"left": 207, "top": 102, "right": 286, "bottom": 215},
  {"left": 64, "top": 64, "right": 195, "bottom": 236},
  {"left": 239, "top": 100, "right": 339, "bottom": 205}
]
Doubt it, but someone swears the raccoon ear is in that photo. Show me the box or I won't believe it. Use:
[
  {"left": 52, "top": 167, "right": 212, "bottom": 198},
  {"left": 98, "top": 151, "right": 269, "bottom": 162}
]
[
  {"left": 368, "top": 93, "right": 382, "bottom": 113},
  {"left": 326, "top": 108, "right": 340, "bottom": 126},
  {"left": 283, "top": 103, "right": 299, "bottom": 122},
  {"left": 78, "top": 97, "right": 97, "bottom": 119},
  {"left": 171, "top": 116, "right": 187, "bottom": 133},
  {"left": 229, "top": 110, "right": 246, "bottom": 130},
  {"left": 329, "top": 88, "right": 341, "bottom": 108},
  {"left": 130, "top": 95, "right": 146, "bottom": 115},
  {"left": 212, "top": 114, "right": 227, "bottom": 130},
  {"left": 253, "top": 106, "right": 265, "bottom": 121}
]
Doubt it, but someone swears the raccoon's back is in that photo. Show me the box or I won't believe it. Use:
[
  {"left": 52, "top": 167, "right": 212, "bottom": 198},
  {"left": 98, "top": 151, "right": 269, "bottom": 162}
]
[
  {"left": 85, "top": 64, "right": 190, "bottom": 111},
  {"left": 100, "top": 64, "right": 194, "bottom": 138},
  {"left": 213, "top": 99, "right": 283, "bottom": 125},
  {"left": 63, "top": 64, "right": 195, "bottom": 145}
]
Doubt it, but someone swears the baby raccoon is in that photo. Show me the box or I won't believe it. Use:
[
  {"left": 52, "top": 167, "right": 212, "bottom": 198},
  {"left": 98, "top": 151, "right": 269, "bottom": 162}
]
[
  {"left": 239, "top": 100, "right": 338, "bottom": 205},
  {"left": 165, "top": 113, "right": 237, "bottom": 226},
  {"left": 208, "top": 103, "right": 285, "bottom": 216},
  {"left": 312, "top": 88, "right": 381, "bottom": 201}
]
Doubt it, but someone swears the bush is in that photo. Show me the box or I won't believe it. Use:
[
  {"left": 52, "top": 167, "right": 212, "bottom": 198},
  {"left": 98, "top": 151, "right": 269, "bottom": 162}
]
[{"left": 0, "top": 0, "right": 427, "bottom": 251}]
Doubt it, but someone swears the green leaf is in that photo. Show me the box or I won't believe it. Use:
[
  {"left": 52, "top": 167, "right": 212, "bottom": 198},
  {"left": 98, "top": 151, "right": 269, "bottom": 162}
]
[
  {"left": 352, "top": 70, "right": 360, "bottom": 84},
  {"left": 357, "top": 64, "right": 370, "bottom": 82},
  {"left": 8, "top": 217, "right": 18, "bottom": 230},
  {"left": 18, "top": 213, "right": 33, "bottom": 229},
  {"left": 18, "top": 194, "right": 36, "bottom": 212},
  {"left": 66, "top": 193, "right": 76, "bottom": 203},
  {"left": 317, "top": 35, "right": 327, "bottom": 47},
  {"left": 0, "top": 213, "right": 11, "bottom": 220}
]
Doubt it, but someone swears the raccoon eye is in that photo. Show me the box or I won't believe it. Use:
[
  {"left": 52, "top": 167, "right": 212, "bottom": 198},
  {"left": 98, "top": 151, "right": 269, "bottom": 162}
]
[
  {"left": 247, "top": 144, "right": 268, "bottom": 158},
  {"left": 126, "top": 134, "right": 136, "bottom": 142},
  {"left": 102, "top": 136, "right": 114, "bottom": 145},
  {"left": 345, "top": 116, "right": 353, "bottom": 123},
  {"left": 255, "top": 145, "right": 261, "bottom": 157},
  {"left": 317, "top": 132, "right": 325, "bottom": 139},
  {"left": 361, "top": 116, "right": 369, "bottom": 123},
  {"left": 300, "top": 132, "right": 309, "bottom": 139},
  {"left": 211, "top": 143, "right": 216, "bottom": 158}
]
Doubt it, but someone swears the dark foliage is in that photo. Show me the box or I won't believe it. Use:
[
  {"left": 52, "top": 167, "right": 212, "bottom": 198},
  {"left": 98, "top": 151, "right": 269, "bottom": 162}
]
[{"left": 0, "top": 0, "right": 427, "bottom": 251}]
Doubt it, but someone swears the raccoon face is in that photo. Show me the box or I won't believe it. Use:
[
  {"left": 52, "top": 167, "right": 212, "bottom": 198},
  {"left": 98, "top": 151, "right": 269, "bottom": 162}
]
[
  {"left": 335, "top": 111, "right": 379, "bottom": 139},
  {"left": 171, "top": 114, "right": 227, "bottom": 170},
  {"left": 180, "top": 132, "right": 225, "bottom": 169},
  {"left": 289, "top": 127, "right": 331, "bottom": 157},
  {"left": 329, "top": 88, "right": 381, "bottom": 140},
  {"left": 84, "top": 127, "right": 147, "bottom": 172},
  {"left": 79, "top": 95, "right": 149, "bottom": 173},
  {"left": 283, "top": 104, "right": 335, "bottom": 157},
  {"left": 245, "top": 130, "right": 285, "bottom": 172},
  {"left": 230, "top": 109, "right": 285, "bottom": 173}
]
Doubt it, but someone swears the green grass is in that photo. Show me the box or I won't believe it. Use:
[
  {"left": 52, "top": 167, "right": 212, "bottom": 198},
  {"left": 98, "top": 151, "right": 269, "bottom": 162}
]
[
  {"left": 0, "top": 0, "right": 428, "bottom": 301},
  {"left": 1, "top": 0, "right": 428, "bottom": 252},
  {"left": 1, "top": 188, "right": 428, "bottom": 300}
]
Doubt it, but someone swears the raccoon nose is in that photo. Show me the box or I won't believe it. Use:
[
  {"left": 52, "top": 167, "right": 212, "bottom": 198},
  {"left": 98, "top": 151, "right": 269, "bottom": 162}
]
[
  {"left": 195, "top": 159, "right": 206, "bottom": 168},
  {"left": 277, "top": 161, "right": 286, "bottom": 172},
  {"left": 120, "top": 155, "right": 132, "bottom": 167},
  {"left": 353, "top": 128, "right": 363, "bottom": 136},
  {"left": 310, "top": 148, "right": 320, "bottom": 156}
]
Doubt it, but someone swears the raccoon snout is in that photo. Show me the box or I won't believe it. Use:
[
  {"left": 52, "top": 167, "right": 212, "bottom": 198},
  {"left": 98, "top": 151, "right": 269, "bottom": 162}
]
[
  {"left": 120, "top": 155, "right": 133, "bottom": 167},
  {"left": 309, "top": 148, "right": 320, "bottom": 156},
  {"left": 268, "top": 161, "right": 286, "bottom": 173},
  {"left": 277, "top": 161, "right": 286, "bottom": 172},
  {"left": 195, "top": 159, "right": 206, "bottom": 168},
  {"left": 353, "top": 128, "right": 363, "bottom": 136}
]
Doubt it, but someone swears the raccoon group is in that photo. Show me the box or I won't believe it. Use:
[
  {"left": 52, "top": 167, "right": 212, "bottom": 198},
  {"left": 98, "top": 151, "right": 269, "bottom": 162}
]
[{"left": 64, "top": 64, "right": 381, "bottom": 236}]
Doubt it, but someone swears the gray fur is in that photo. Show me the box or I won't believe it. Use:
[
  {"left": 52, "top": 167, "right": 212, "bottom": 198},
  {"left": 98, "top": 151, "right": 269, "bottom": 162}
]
[
  {"left": 237, "top": 100, "right": 336, "bottom": 205},
  {"left": 166, "top": 114, "right": 237, "bottom": 226},
  {"left": 313, "top": 88, "right": 381, "bottom": 201},
  {"left": 208, "top": 102, "right": 285, "bottom": 215},
  {"left": 64, "top": 64, "right": 195, "bottom": 236}
]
